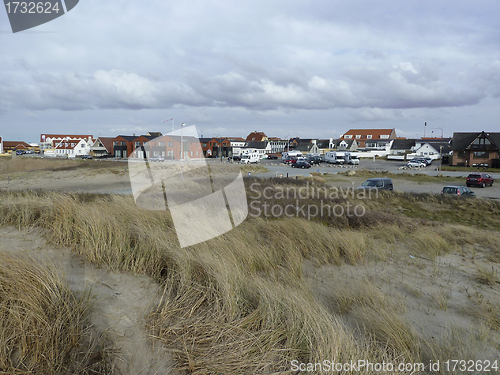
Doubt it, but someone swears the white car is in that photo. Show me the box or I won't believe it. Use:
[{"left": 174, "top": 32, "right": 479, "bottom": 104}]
[
  {"left": 148, "top": 156, "right": 164, "bottom": 162},
  {"left": 406, "top": 161, "right": 426, "bottom": 168}
]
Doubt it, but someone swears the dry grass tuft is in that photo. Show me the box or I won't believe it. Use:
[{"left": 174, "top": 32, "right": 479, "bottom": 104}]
[{"left": 475, "top": 266, "right": 499, "bottom": 286}]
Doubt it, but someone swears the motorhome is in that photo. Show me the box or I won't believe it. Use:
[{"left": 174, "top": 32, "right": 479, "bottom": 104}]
[
  {"left": 240, "top": 152, "right": 260, "bottom": 164},
  {"left": 282, "top": 150, "right": 303, "bottom": 160},
  {"left": 344, "top": 152, "right": 359, "bottom": 165},
  {"left": 323, "top": 151, "right": 345, "bottom": 164}
]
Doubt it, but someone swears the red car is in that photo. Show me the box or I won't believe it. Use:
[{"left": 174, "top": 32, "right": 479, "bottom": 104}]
[
  {"left": 466, "top": 173, "right": 494, "bottom": 188},
  {"left": 283, "top": 157, "right": 297, "bottom": 165}
]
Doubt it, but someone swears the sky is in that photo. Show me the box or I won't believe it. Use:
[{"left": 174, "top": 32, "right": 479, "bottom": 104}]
[{"left": 1, "top": 0, "right": 500, "bottom": 143}]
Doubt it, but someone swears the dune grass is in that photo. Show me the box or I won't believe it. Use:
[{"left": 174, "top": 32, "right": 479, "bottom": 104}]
[
  {"left": 0, "top": 178, "right": 499, "bottom": 373},
  {"left": 0, "top": 156, "right": 114, "bottom": 175},
  {"left": 0, "top": 252, "right": 108, "bottom": 374}
]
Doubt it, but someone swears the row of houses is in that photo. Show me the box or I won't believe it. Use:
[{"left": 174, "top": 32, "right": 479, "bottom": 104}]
[{"left": 2, "top": 129, "right": 500, "bottom": 168}]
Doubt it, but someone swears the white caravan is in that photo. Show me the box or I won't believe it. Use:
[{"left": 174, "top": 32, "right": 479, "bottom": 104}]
[
  {"left": 240, "top": 152, "right": 260, "bottom": 164},
  {"left": 282, "top": 150, "right": 303, "bottom": 160},
  {"left": 323, "top": 151, "right": 345, "bottom": 164}
]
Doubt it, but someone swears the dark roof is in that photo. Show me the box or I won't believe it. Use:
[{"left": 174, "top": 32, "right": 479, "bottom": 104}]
[
  {"left": 451, "top": 132, "right": 481, "bottom": 151},
  {"left": 244, "top": 141, "right": 268, "bottom": 149},
  {"left": 146, "top": 132, "right": 162, "bottom": 138},
  {"left": 294, "top": 142, "right": 314, "bottom": 152},
  {"left": 115, "top": 135, "right": 156, "bottom": 142},
  {"left": 316, "top": 139, "right": 330, "bottom": 148},
  {"left": 488, "top": 133, "right": 500, "bottom": 147},
  {"left": 451, "top": 132, "right": 500, "bottom": 151},
  {"left": 426, "top": 140, "right": 451, "bottom": 154},
  {"left": 391, "top": 139, "right": 417, "bottom": 150},
  {"left": 198, "top": 138, "right": 212, "bottom": 143},
  {"left": 333, "top": 139, "right": 355, "bottom": 148}
]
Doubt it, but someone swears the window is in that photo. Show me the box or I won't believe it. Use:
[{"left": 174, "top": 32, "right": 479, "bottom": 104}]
[
  {"left": 473, "top": 151, "right": 489, "bottom": 158},
  {"left": 356, "top": 135, "right": 361, "bottom": 139},
  {"left": 344, "top": 135, "right": 352, "bottom": 139},
  {"left": 121, "top": 141, "right": 126, "bottom": 146},
  {"left": 457, "top": 151, "right": 466, "bottom": 158},
  {"left": 157, "top": 141, "right": 165, "bottom": 146},
  {"left": 113, "top": 141, "right": 118, "bottom": 146},
  {"left": 367, "top": 135, "right": 372, "bottom": 139},
  {"left": 380, "top": 135, "right": 390, "bottom": 139},
  {"left": 202, "top": 143, "right": 207, "bottom": 147},
  {"left": 135, "top": 142, "right": 141, "bottom": 148},
  {"left": 168, "top": 141, "right": 174, "bottom": 147},
  {"left": 472, "top": 136, "right": 491, "bottom": 149}
]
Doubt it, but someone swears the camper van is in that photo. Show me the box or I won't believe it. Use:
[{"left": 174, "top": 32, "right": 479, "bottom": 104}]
[
  {"left": 240, "top": 152, "right": 260, "bottom": 164},
  {"left": 282, "top": 150, "right": 303, "bottom": 160},
  {"left": 323, "top": 151, "right": 345, "bottom": 164},
  {"left": 344, "top": 152, "right": 359, "bottom": 165}
]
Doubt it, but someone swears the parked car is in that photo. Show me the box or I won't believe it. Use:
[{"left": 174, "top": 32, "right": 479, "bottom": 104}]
[
  {"left": 441, "top": 186, "right": 476, "bottom": 198},
  {"left": 15, "top": 150, "right": 25, "bottom": 155},
  {"left": 232, "top": 155, "right": 242, "bottom": 161},
  {"left": 81, "top": 155, "right": 93, "bottom": 159},
  {"left": 307, "top": 155, "right": 322, "bottom": 165},
  {"left": 266, "top": 154, "right": 278, "bottom": 160},
  {"left": 411, "top": 157, "right": 432, "bottom": 165},
  {"left": 357, "top": 178, "right": 394, "bottom": 191},
  {"left": 292, "top": 160, "right": 311, "bottom": 169},
  {"left": 466, "top": 173, "right": 494, "bottom": 188},
  {"left": 148, "top": 156, "right": 164, "bottom": 162},
  {"left": 283, "top": 157, "right": 297, "bottom": 165},
  {"left": 406, "top": 160, "right": 426, "bottom": 168}
]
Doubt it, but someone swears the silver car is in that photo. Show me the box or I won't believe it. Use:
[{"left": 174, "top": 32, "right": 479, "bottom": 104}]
[{"left": 406, "top": 160, "right": 426, "bottom": 168}]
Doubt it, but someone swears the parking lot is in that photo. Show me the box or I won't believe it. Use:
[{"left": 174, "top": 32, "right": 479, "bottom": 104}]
[{"left": 250, "top": 159, "right": 500, "bottom": 200}]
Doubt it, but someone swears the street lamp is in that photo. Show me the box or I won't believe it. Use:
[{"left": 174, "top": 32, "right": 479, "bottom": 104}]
[
  {"left": 432, "top": 127, "right": 444, "bottom": 139},
  {"left": 439, "top": 145, "right": 443, "bottom": 173},
  {"left": 214, "top": 134, "right": 222, "bottom": 161},
  {"left": 181, "top": 123, "right": 185, "bottom": 180}
]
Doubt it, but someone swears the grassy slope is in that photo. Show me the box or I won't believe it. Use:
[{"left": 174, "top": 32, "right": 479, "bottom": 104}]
[{"left": 0, "top": 175, "right": 499, "bottom": 373}]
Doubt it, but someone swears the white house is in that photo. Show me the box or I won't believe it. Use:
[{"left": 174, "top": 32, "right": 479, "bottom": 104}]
[
  {"left": 410, "top": 139, "right": 451, "bottom": 160},
  {"left": 40, "top": 134, "right": 93, "bottom": 152},
  {"left": 240, "top": 141, "right": 272, "bottom": 157},
  {"left": 44, "top": 138, "right": 93, "bottom": 158},
  {"left": 226, "top": 138, "right": 246, "bottom": 156}
]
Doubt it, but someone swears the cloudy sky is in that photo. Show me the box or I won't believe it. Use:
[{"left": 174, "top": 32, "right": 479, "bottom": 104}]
[{"left": 1, "top": 0, "right": 500, "bottom": 142}]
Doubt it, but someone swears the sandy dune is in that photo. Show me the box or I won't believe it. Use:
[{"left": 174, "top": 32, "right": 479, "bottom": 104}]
[{"left": 0, "top": 226, "right": 176, "bottom": 375}]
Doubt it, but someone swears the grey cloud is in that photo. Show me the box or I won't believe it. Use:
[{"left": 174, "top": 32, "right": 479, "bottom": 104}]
[{"left": 0, "top": 64, "right": 488, "bottom": 114}]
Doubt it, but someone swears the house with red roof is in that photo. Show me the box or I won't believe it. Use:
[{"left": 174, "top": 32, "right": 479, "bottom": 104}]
[
  {"left": 40, "top": 134, "right": 93, "bottom": 152},
  {"left": 44, "top": 138, "right": 94, "bottom": 158},
  {"left": 339, "top": 129, "right": 397, "bottom": 149}
]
